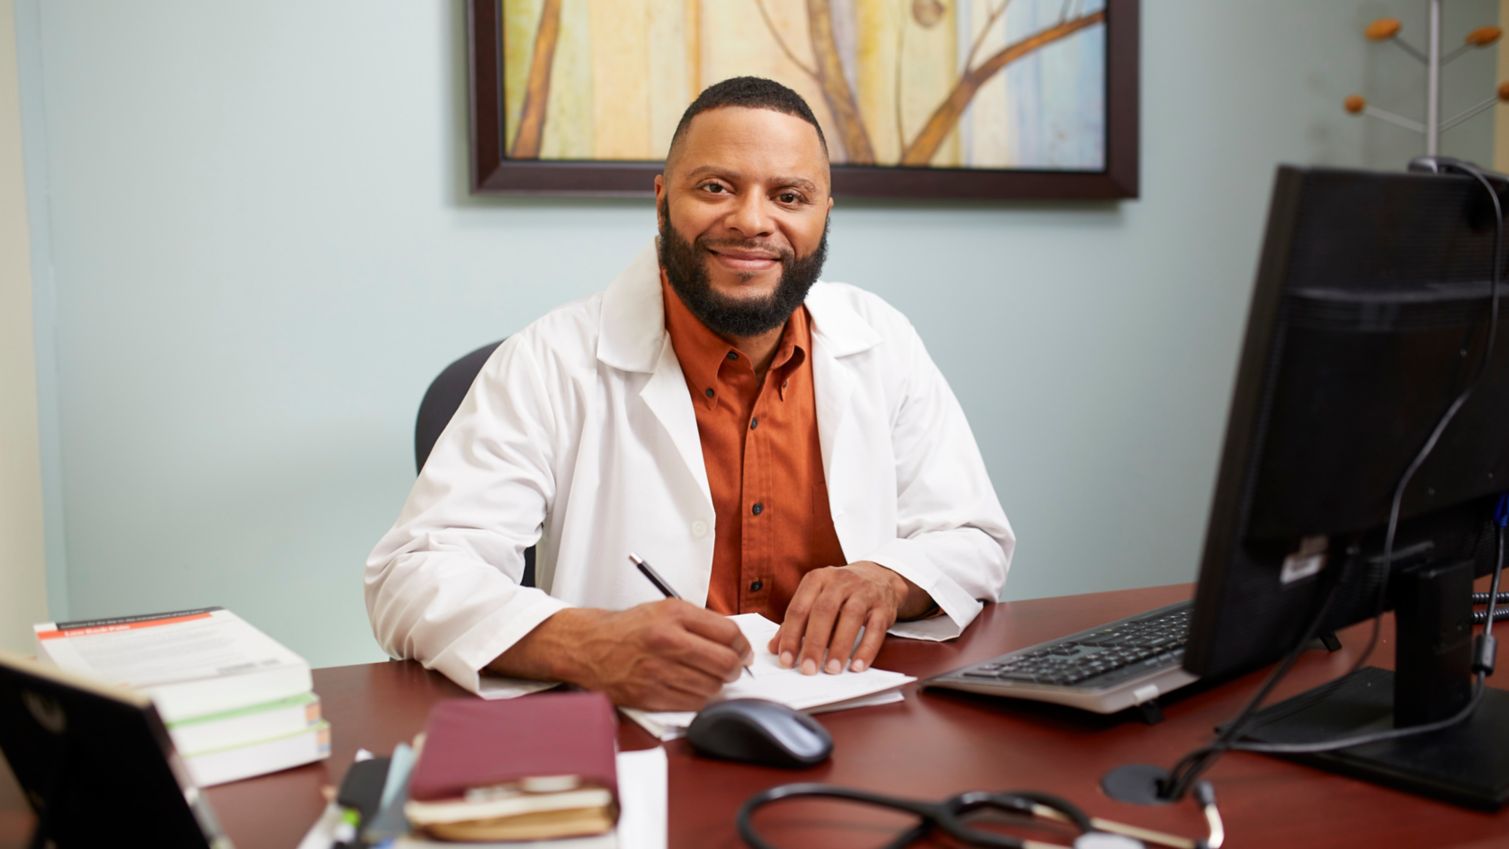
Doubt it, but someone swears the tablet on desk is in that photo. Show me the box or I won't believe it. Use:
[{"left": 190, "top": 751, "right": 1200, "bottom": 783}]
[{"left": 0, "top": 651, "right": 231, "bottom": 848}]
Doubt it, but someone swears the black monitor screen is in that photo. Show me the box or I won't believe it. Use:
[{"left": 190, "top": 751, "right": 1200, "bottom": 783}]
[{"left": 0, "top": 652, "right": 228, "bottom": 847}]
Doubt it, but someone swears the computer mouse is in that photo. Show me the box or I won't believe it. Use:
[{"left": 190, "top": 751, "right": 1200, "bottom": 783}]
[{"left": 685, "top": 698, "right": 833, "bottom": 769}]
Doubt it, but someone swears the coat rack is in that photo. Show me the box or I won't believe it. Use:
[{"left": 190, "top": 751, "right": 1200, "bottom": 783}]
[{"left": 1344, "top": 0, "right": 1506, "bottom": 155}]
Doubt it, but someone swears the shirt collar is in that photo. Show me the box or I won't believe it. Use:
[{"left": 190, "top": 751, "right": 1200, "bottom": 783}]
[{"left": 660, "top": 273, "right": 810, "bottom": 406}]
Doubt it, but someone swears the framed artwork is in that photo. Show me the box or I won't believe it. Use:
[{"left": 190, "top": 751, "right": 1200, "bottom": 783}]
[{"left": 468, "top": 0, "right": 1138, "bottom": 200}]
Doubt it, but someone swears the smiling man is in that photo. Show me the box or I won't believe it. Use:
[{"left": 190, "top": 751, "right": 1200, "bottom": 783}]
[{"left": 366, "top": 77, "right": 1014, "bottom": 711}]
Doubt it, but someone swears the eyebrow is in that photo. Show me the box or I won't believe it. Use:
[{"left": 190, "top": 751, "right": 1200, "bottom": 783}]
[{"left": 683, "top": 166, "right": 821, "bottom": 195}]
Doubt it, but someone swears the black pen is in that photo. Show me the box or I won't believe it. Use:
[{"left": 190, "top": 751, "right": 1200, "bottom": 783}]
[{"left": 629, "top": 552, "right": 752, "bottom": 679}]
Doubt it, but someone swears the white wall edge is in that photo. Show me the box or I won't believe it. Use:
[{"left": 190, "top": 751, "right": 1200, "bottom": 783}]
[{"left": 14, "top": 0, "right": 68, "bottom": 620}]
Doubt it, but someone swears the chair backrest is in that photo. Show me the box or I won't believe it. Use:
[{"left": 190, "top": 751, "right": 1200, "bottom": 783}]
[
  {"left": 414, "top": 341, "right": 502, "bottom": 472},
  {"left": 413, "top": 339, "right": 536, "bottom": 587}
]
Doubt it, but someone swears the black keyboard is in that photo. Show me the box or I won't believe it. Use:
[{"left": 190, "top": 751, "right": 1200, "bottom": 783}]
[{"left": 924, "top": 601, "right": 1199, "bottom": 715}]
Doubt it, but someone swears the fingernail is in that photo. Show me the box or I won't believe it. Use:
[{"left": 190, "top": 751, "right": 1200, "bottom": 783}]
[
  {"left": 801, "top": 658, "right": 817, "bottom": 676},
  {"left": 825, "top": 659, "right": 841, "bottom": 674},
  {"left": 780, "top": 651, "right": 794, "bottom": 668},
  {"left": 851, "top": 658, "right": 867, "bottom": 672}
]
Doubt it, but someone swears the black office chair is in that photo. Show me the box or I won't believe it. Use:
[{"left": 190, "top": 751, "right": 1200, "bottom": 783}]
[{"left": 414, "top": 339, "right": 536, "bottom": 587}]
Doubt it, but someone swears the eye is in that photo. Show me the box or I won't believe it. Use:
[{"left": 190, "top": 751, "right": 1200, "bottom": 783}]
[
  {"left": 776, "top": 190, "right": 806, "bottom": 205},
  {"left": 698, "top": 181, "right": 729, "bottom": 195}
]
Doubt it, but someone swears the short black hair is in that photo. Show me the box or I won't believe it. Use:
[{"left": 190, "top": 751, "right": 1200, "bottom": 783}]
[{"left": 666, "top": 76, "right": 828, "bottom": 162}]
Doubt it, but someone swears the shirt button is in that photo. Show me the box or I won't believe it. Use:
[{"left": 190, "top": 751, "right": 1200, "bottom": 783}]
[
  {"left": 750, "top": 579, "right": 764, "bottom": 592},
  {"left": 751, "top": 502, "right": 764, "bottom": 516},
  {"left": 749, "top": 417, "right": 759, "bottom": 430},
  {"left": 691, "top": 520, "right": 709, "bottom": 538}
]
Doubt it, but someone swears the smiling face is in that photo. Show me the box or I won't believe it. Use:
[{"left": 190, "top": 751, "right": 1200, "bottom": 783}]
[{"left": 654, "top": 106, "right": 834, "bottom": 339}]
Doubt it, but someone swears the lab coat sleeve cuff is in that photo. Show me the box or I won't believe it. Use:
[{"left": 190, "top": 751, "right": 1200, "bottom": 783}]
[
  {"left": 428, "top": 590, "right": 574, "bottom": 697},
  {"left": 888, "top": 607, "right": 980, "bottom": 641},
  {"left": 856, "top": 541, "right": 985, "bottom": 642}
]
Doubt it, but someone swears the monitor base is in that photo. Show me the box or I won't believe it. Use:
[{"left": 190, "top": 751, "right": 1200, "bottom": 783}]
[{"left": 1244, "top": 666, "right": 1509, "bottom": 810}]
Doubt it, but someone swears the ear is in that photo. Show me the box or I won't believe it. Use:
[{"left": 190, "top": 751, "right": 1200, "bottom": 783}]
[{"left": 654, "top": 174, "right": 666, "bottom": 206}]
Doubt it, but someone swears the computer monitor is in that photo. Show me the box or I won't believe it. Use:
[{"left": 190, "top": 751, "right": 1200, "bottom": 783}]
[
  {"left": 1177, "top": 164, "right": 1509, "bottom": 808},
  {"left": 0, "top": 651, "right": 229, "bottom": 847}
]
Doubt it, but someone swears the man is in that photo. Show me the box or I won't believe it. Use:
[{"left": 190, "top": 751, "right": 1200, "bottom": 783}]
[{"left": 366, "top": 77, "right": 1013, "bottom": 711}]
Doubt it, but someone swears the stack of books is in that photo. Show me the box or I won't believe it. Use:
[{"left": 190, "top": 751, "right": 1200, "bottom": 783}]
[{"left": 33, "top": 606, "right": 329, "bottom": 787}]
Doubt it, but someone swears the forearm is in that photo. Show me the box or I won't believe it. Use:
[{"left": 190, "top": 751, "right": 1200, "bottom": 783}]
[
  {"left": 489, "top": 601, "right": 753, "bottom": 710},
  {"left": 486, "top": 607, "right": 604, "bottom": 684}
]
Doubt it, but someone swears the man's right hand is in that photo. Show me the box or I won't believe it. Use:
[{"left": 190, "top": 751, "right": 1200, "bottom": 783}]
[{"left": 487, "top": 600, "right": 752, "bottom": 711}]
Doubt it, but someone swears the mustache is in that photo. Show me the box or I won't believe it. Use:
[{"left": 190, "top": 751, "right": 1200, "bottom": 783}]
[{"left": 696, "top": 236, "right": 795, "bottom": 262}]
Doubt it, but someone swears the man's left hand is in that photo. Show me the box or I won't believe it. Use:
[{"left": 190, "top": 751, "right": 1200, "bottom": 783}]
[{"left": 767, "top": 561, "right": 933, "bottom": 675}]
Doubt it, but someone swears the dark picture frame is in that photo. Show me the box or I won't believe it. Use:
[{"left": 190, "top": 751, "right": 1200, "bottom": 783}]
[{"left": 467, "top": 0, "right": 1139, "bottom": 200}]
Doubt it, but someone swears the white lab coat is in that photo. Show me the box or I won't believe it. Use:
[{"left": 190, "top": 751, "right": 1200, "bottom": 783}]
[{"left": 365, "top": 244, "right": 1014, "bottom": 695}]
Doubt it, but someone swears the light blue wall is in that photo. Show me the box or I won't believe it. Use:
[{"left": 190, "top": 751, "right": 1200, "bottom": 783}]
[{"left": 16, "top": 1, "right": 1498, "bottom": 668}]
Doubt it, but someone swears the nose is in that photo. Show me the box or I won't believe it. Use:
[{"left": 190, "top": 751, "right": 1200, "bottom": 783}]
[{"left": 724, "top": 192, "right": 773, "bottom": 238}]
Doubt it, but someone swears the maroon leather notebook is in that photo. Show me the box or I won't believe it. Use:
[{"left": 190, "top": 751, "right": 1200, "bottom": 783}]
[{"left": 407, "top": 691, "right": 619, "bottom": 806}]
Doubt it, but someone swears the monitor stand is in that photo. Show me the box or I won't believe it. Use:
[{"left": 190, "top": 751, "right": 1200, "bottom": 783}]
[{"left": 1242, "top": 559, "right": 1509, "bottom": 810}]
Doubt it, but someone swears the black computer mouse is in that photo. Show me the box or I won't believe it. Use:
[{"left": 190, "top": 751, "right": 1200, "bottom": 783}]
[{"left": 685, "top": 698, "right": 834, "bottom": 768}]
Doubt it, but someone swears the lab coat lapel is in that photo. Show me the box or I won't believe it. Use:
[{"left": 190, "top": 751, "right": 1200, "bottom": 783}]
[
  {"left": 807, "top": 284, "right": 883, "bottom": 556},
  {"left": 811, "top": 340, "right": 857, "bottom": 490},
  {"left": 639, "top": 338, "right": 713, "bottom": 506},
  {"left": 598, "top": 243, "right": 714, "bottom": 510}
]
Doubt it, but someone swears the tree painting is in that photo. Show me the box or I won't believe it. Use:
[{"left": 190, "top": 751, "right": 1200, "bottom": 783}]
[{"left": 501, "top": 0, "right": 1108, "bottom": 171}]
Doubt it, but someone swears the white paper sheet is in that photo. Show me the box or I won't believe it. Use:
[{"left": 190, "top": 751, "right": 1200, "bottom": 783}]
[
  {"left": 473, "top": 675, "right": 558, "bottom": 700},
  {"left": 621, "top": 614, "right": 915, "bottom": 740}
]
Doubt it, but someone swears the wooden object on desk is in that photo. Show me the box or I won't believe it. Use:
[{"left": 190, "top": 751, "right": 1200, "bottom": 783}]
[{"left": 2, "top": 583, "right": 1506, "bottom": 849}]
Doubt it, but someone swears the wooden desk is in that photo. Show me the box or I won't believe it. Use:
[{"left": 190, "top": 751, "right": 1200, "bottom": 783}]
[{"left": 4, "top": 584, "right": 1507, "bottom": 848}]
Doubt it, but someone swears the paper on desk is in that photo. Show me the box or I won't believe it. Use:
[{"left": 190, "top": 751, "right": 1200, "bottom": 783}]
[
  {"left": 474, "top": 674, "right": 558, "bottom": 699},
  {"left": 462, "top": 608, "right": 953, "bottom": 699},
  {"left": 296, "top": 747, "right": 667, "bottom": 849},
  {"left": 622, "top": 614, "right": 914, "bottom": 740},
  {"left": 604, "top": 747, "right": 667, "bottom": 849}
]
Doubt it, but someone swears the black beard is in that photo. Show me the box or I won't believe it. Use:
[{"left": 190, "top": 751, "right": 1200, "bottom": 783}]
[{"left": 657, "top": 198, "right": 828, "bottom": 339}]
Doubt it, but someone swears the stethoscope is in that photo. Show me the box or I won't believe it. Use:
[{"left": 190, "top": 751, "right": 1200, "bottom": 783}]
[{"left": 737, "top": 780, "right": 1224, "bottom": 849}]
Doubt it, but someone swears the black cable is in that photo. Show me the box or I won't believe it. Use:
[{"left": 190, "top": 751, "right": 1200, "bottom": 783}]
[
  {"left": 1226, "top": 676, "right": 1488, "bottom": 755},
  {"left": 1474, "top": 524, "right": 1505, "bottom": 676},
  {"left": 1232, "top": 511, "right": 1508, "bottom": 757},
  {"left": 1163, "top": 397, "right": 1472, "bottom": 794},
  {"left": 1160, "top": 160, "right": 1506, "bottom": 797},
  {"left": 1484, "top": 525, "right": 1505, "bottom": 641},
  {"left": 1356, "top": 161, "right": 1502, "bottom": 622},
  {"left": 1159, "top": 580, "right": 1345, "bottom": 798},
  {"left": 1237, "top": 523, "right": 1506, "bottom": 755},
  {"left": 1473, "top": 607, "right": 1509, "bottom": 624}
]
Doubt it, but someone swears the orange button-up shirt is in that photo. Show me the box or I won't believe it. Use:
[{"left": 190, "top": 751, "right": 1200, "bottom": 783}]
[{"left": 661, "top": 277, "right": 847, "bottom": 618}]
